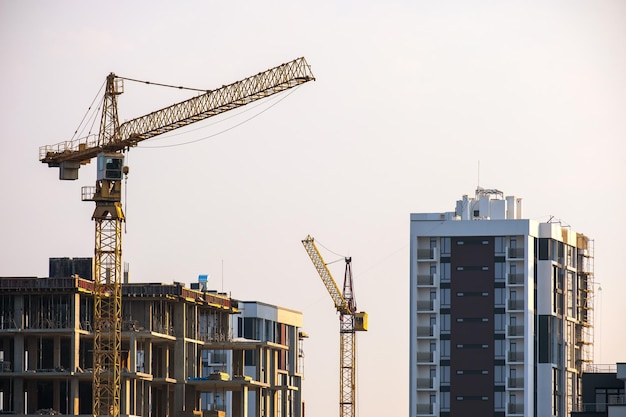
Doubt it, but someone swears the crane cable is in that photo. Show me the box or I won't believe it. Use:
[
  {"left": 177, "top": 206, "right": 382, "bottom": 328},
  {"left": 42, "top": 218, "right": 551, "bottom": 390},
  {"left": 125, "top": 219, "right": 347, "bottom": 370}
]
[
  {"left": 118, "top": 75, "right": 209, "bottom": 92},
  {"left": 71, "top": 80, "right": 106, "bottom": 141}
]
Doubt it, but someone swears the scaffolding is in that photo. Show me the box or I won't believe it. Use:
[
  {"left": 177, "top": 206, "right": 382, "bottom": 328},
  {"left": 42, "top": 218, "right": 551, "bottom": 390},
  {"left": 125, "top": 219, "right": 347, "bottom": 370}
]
[{"left": 576, "top": 234, "right": 594, "bottom": 366}]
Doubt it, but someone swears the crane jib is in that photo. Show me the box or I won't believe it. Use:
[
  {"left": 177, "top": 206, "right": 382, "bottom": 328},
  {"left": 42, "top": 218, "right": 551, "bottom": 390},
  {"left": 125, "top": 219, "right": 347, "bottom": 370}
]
[{"left": 39, "top": 57, "right": 315, "bottom": 169}]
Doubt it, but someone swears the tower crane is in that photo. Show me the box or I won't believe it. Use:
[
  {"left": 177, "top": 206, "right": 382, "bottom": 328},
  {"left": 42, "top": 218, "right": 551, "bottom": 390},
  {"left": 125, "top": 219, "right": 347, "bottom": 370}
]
[
  {"left": 301, "top": 235, "right": 368, "bottom": 417},
  {"left": 39, "top": 58, "right": 315, "bottom": 417}
]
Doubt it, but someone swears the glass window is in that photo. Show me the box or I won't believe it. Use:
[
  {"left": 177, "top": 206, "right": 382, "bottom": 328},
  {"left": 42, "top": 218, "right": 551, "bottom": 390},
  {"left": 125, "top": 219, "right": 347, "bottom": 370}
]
[
  {"left": 441, "top": 340, "right": 450, "bottom": 359},
  {"left": 495, "top": 365, "right": 505, "bottom": 384},
  {"left": 441, "top": 238, "right": 451, "bottom": 256},
  {"left": 495, "top": 339, "right": 505, "bottom": 357},
  {"left": 440, "top": 392, "right": 450, "bottom": 411},
  {"left": 495, "top": 237, "right": 505, "bottom": 255},
  {"left": 495, "top": 262, "right": 505, "bottom": 281},
  {"left": 441, "top": 288, "right": 451, "bottom": 307},
  {"left": 495, "top": 314, "right": 505, "bottom": 332},
  {"left": 495, "top": 392, "right": 505, "bottom": 410},
  {"left": 440, "top": 263, "right": 451, "bottom": 282},
  {"left": 495, "top": 288, "right": 505, "bottom": 307},
  {"left": 441, "top": 314, "right": 450, "bottom": 333},
  {"left": 441, "top": 365, "right": 450, "bottom": 384}
]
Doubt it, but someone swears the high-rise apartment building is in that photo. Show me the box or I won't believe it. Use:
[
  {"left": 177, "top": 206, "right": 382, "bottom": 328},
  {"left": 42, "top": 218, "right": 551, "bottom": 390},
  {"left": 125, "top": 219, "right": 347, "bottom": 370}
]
[{"left": 409, "top": 188, "right": 594, "bottom": 417}]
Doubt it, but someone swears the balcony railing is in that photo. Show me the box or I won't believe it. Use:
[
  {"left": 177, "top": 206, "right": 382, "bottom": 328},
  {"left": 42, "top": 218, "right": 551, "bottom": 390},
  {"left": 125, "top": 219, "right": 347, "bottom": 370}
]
[
  {"left": 508, "top": 377, "right": 524, "bottom": 389},
  {"left": 417, "top": 248, "right": 435, "bottom": 260},
  {"left": 508, "top": 351, "right": 524, "bottom": 362},
  {"left": 508, "top": 299, "right": 525, "bottom": 310},
  {"left": 571, "top": 396, "right": 626, "bottom": 412},
  {"left": 508, "top": 403, "right": 524, "bottom": 414},
  {"left": 417, "top": 274, "right": 435, "bottom": 285},
  {"left": 416, "top": 300, "right": 435, "bottom": 311},
  {"left": 507, "top": 273, "right": 524, "bottom": 285},
  {"left": 416, "top": 326, "right": 435, "bottom": 337},
  {"left": 508, "top": 325, "right": 524, "bottom": 337},
  {"left": 508, "top": 247, "right": 524, "bottom": 259},
  {"left": 416, "top": 404, "right": 434, "bottom": 415},
  {"left": 416, "top": 352, "right": 434, "bottom": 363},
  {"left": 416, "top": 378, "right": 434, "bottom": 389}
]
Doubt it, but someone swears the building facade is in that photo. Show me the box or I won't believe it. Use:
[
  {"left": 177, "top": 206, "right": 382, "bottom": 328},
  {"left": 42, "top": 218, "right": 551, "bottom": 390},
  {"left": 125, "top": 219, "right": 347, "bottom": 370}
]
[
  {"left": 409, "top": 188, "right": 594, "bottom": 417},
  {"left": 0, "top": 261, "right": 306, "bottom": 417},
  {"left": 571, "top": 363, "right": 626, "bottom": 417}
]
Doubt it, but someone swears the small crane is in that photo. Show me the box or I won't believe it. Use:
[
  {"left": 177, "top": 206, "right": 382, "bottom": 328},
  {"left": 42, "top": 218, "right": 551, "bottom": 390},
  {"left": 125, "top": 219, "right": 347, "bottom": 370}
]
[
  {"left": 39, "top": 58, "right": 315, "bottom": 417},
  {"left": 301, "top": 235, "right": 368, "bottom": 417}
]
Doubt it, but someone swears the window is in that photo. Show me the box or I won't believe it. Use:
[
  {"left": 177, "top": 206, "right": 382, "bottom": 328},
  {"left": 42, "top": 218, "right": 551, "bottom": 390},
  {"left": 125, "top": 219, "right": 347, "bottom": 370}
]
[
  {"left": 495, "top": 288, "right": 505, "bottom": 307},
  {"left": 495, "top": 314, "right": 505, "bottom": 333},
  {"left": 440, "top": 392, "right": 450, "bottom": 411},
  {"left": 495, "top": 392, "right": 505, "bottom": 410},
  {"left": 441, "top": 340, "right": 450, "bottom": 359},
  {"left": 441, "top": 314, "right": 451, "bottom": 333},
  {"left": 440, "top": 263, "right": 451, "bottom": 282},
  {"left": 441, "top": 365, "right": 450, "bottom": 384},
  {"left": 495, "top": 365, "right": 505, "bottom": 384},
  {"left": 441, "top": 237, "right": 451, "bottom": 256},
  {"left": 495, "top": 262, "right": 505, "bottom": 281},
  {"left": 595, "top": 388, "right": 626, "bottom": 412},
  {"left": 495, "top": 237, "right": 505, "bottom": 255},
  {"left": 440, "top": 288, "right": 451, "bottom": 307},
  {"left": 495, "top": 340, "right": 505, "bottom": 358}
]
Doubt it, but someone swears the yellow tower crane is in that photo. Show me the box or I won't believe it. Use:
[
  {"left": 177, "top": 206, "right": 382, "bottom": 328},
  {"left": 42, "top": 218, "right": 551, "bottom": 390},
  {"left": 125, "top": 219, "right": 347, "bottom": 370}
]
[
  {"left": 39, "top": 58, "right": 315, "bottom": 417},
  {"left": 301, "top": 235, "right": 368, "bottom": 417}
]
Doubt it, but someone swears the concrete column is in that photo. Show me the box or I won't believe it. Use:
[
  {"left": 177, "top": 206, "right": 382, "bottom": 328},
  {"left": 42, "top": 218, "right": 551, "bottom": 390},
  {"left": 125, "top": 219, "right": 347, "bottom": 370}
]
[
  {"left": 53, "top": 336, "right": 61, "bottom": 369},
  {"left": 27, "top": 337, "right": 37, "bottom": 370},
  {"left": 26, "top": 380, "right": 37, "bottom": 413},
  {"left": 70, "top": 378, "right": 79, "bottom": 415},
  {"left": 13, "top": 334, "right": 24, "bottom": 372},
  {"left": 12, "top": 378, "right": 24, "bottom": 415},
  {"left": 143, "top": 381, "right": 152, "bottom": 417},
  {"left": 129, "top": 333, "right": 137, "bottom": 372},
  {"left": 145, "top": 341, "right": 152, "bottom": 374},
  {"left": 173, "top": 301, "right": 186, "bottom": 414},
  {"left": 122, "top": 378, "right": 130, "bottom": 416},
  {"left": 242, "top": 386, "right": 249, "bottom": 417},
  {"left": 53, "top": 380, "right": 60, "bottom": 412},
  {"left": 71, "top": 293, "right": 80, "bottom": 330}
]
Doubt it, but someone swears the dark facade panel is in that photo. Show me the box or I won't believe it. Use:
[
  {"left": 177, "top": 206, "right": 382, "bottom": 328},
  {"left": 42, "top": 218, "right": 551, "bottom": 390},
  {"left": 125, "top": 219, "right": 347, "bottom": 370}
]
[{"left": 449, "top": 236, "right": 495, "bottom": 415}]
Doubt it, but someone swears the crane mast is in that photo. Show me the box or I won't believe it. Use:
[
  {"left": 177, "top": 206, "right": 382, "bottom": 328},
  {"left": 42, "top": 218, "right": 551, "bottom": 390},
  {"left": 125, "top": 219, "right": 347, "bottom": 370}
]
[
  {"left": 40, "top": 58, "right": 314, "bottom": 417},
  {"left": 301, "top": 235, "right": 367, "bottom": 417}
]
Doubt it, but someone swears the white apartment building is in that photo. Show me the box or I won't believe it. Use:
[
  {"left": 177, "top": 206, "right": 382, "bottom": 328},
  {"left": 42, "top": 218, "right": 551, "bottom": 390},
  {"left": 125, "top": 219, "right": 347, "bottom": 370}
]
[{"left": 409, "top": 188, "right": 594, "bottom": 417}]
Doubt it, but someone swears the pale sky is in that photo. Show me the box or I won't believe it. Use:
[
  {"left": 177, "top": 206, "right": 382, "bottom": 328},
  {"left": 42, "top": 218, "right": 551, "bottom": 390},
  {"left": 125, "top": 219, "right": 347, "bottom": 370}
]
[{"left": 1, "top": 1, "right": 625, "bottom": 416}]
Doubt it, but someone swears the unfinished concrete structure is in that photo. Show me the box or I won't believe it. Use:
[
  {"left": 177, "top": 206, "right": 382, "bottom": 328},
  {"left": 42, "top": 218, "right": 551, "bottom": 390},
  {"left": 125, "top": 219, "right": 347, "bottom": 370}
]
[{"left": 0, "top": 260, "right": 306, "bottom": 417}]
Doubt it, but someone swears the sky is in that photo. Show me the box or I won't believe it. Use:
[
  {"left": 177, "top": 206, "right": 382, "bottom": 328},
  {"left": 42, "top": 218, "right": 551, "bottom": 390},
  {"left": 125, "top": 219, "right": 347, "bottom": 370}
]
[{"left": 1, "top": 1, "right": 625, "bottom": 416}]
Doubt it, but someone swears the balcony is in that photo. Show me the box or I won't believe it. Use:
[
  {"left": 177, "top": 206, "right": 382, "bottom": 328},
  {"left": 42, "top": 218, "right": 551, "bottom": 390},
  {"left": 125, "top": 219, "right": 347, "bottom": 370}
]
[
  {"left": 507, "top": 325, "right": 525, "bottom": 337},
  {"left": 508, "top": 351, "right": 524, "bottom": 362},
  {"left": 507, "top": 247, "right": 524, "bottom": 259},
  {"left": 507, "top": 273, "right": 524, "bottom": 285},
  {"left": 416, "top": 378, "right": 434, "bottom": 389},
  {"left": 416, "top": 352, "right": 434, "bottom": 363},
  {"left": 417, "top": 248, "right": 436, "bottom": 261},
  {"left": 508, "top": 299, "right": 525, "bottom": 311},
  {"left": 416, "top": 326, "right": 435, "bottom": 337},
  {"left": 508, "top": 377, "right": 524, "bottom": 389},
  {"left": 416, "top": 404, "right": 435, "bottom": 415},
  {"left": 416, "top": 300, "right": 435, "bottom": 311},
  {"left": 508, "top": 403, "right": 524, "bottom": 414},
  {"left": 417, "top": 274, "right": 435, "bottom": 286}
]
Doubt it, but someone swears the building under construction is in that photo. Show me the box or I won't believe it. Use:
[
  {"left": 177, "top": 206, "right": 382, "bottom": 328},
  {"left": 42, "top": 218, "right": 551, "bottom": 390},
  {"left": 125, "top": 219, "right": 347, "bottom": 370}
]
[{"left": 0, "top": 258, "right": 305, "bottom": 417}]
